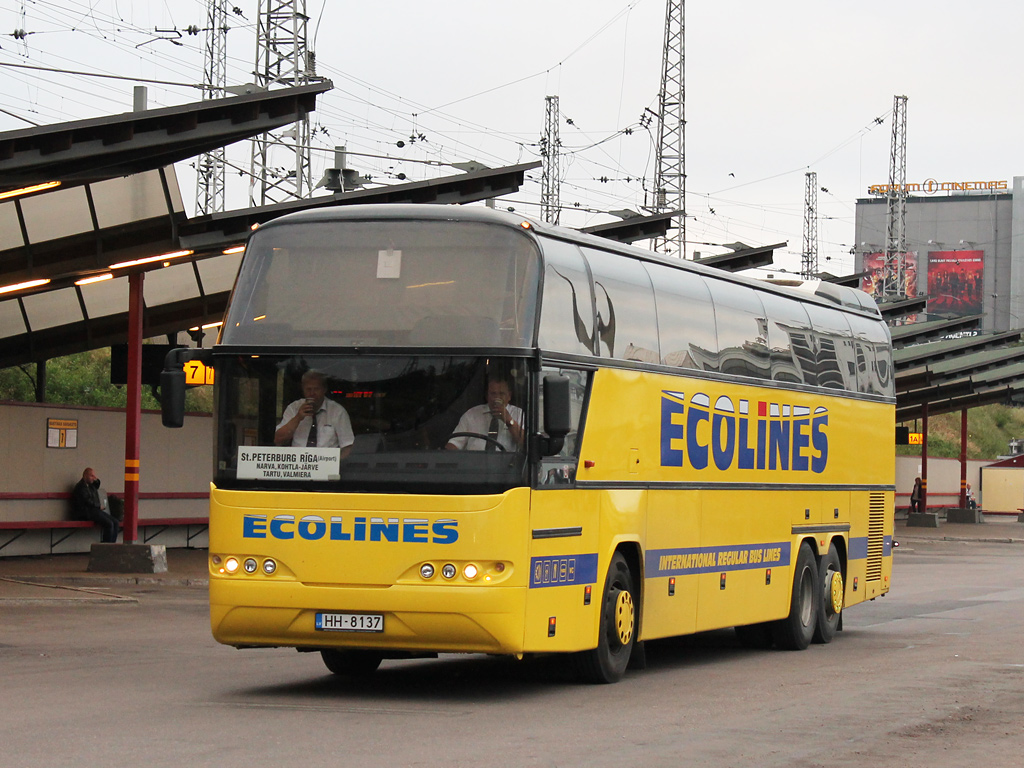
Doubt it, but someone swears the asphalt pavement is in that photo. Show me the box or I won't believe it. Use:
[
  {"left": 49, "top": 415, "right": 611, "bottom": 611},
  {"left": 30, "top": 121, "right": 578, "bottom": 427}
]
[{"left": 0, "top": 516, "right": 1021, "bottom": 603}]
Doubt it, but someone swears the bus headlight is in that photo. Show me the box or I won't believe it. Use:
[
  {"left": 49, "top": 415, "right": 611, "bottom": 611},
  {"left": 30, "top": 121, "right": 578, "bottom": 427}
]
[
  {"left": 441, "top": 563, "right": 457, "bottom": 579},
  {"left": 420, "top": 563, "right": 435, "bottom": 579},
  {"left": 243, "top": 558, "right": 258, "bottom": 574},
  {"left": 224, "top": 557, "right": 239, "bottom": 574},
  {"left": 463, "top": 564, "right": 479, "bottom": 580},
  {"left": 263, "top": 559, "right": 277, "bottom": 575}
]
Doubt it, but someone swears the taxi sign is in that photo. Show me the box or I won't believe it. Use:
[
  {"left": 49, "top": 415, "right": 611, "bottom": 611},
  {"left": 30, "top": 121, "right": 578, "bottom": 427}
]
[{"left": 184, "top": 360, "right": 214, "bottom": 385}]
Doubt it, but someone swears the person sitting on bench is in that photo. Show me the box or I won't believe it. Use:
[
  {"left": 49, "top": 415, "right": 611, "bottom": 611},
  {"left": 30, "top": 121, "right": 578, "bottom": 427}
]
[{"left": 71, "top": 467, "right": 119, "bottom": 543}]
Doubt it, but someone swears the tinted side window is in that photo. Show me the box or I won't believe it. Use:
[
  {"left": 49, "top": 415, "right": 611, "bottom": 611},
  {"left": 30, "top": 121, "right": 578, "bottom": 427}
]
[
  {"left": 758, "top": 291, "right": 815, "bottom": 385},
  {"left": 538, "top": 238, "right": 595, "bottom": 356},
  {"left": 803, "top": 304, "right": 856, "bottom": 390},
  {"left": 705, "top": 279, "right": 771, "bottom": 380},
  {"left": 848, "top": 313, "right": 893, "bottom": 395},
  {"left": 646, "top": 263, "right": 718, "bottom": 370},
  {"left": 581, "top": 248, "right": 660, "bottom": 363}
]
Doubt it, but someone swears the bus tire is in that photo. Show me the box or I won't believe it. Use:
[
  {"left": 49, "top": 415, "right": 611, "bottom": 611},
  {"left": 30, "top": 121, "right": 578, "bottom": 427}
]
[
  {"left": 771, "top": 541, "right": 818, "bottom": 651},
  {"left": 813, "top": 543, "right": 844, "bottom": 644},
  {"left": 735, "top": 622, "right": 774, "bottom": 649},
  {"left": 574, "top": 552, "right": 637, "bottom": 684},
  {"left": 320, "top": 649, "right": 383, "bottom": 676}
]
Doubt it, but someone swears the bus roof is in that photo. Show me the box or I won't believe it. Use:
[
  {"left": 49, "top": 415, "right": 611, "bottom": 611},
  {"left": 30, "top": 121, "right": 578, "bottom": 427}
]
[{"left": 255, "top": 204, "right": 881, "bottom": 319}]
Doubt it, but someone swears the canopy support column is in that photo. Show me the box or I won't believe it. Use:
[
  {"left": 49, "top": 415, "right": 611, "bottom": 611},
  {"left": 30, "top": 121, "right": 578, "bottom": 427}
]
[
  {"left": 959, "top": 408, "right": 968, "bottom": 509},
  {"left": 921, "top": 404, "right": 929, "bottom": 514},
  {"left": 123, "top": 271, "right": 143, "bottom": 544}
]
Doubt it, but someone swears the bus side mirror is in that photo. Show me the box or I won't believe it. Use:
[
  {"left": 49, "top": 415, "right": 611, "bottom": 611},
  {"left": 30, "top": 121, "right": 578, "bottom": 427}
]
[
  {"left": 160, "top": 348, "right": 210, "bottom": 428},
  {"left": 543, "top": 375, "right": 571, "bottom": 455},
  {"left": 161, "top": 367, "right": 186, "bottom": 428}
]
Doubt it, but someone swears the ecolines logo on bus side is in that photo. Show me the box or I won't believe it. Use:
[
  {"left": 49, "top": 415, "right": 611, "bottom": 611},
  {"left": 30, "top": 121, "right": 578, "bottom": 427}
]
[
  {"left": 243, "top": 514, "right": 459, "bottom": 544},
  {"left": 660, "top": 391, "right": 829, "bottom": 473}
]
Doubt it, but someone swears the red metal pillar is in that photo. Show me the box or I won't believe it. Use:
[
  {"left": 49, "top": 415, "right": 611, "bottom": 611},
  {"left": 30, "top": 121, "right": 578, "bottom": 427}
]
[
  {"left": 959, "top": 408, "right": 968, "bottom": 509},
  {"left": 123, "top": 271, "right": 144, "bottom": 544},
  {"left": 921, "top": 404, "right": 929, "bottom": 513}
]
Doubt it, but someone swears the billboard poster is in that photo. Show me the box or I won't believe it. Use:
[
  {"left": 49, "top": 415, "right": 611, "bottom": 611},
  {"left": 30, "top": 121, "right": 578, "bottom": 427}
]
[
  {"left": 861, "top": 251, "right": 918, "bottom": 300},
  {"left": 926, "top": 250, "right": 984, "bottom": 316}
]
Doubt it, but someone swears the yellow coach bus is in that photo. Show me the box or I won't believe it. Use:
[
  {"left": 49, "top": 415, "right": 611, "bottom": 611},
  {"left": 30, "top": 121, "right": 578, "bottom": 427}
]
[{"left": 162, "top": 204, "right": 894, "bottom": 683}]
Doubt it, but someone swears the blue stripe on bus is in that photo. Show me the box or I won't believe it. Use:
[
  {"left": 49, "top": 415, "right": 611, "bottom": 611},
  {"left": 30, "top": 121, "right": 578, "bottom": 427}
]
[
  {"left": 646, "top": 542, "right": 791, "bottom": 577},
  {"left": 529, "top": 553, "right": 599, "bottom": 588},
  {"left": 848, "top": 536, "right": 893, "bottom": 559}
]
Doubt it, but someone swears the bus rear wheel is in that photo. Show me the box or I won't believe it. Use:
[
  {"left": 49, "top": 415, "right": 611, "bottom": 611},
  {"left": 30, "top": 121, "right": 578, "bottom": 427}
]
[
  {"left": 771, "top": 541, "right": 818, "bottom": 651},
  {"left": 321, "top": 649, "right": 383, "bottom": 677},
  {"left": 575, "top": 552, "right": 637, "bottom": 684},
  {"left": 813, "top": 543, "right": 843, "bottom": 644}
]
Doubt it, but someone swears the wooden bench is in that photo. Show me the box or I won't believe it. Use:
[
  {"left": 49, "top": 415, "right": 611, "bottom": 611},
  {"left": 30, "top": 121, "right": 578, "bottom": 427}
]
[
  {"left": 137, "top": 517, "right": 209, "bottom": 546},
  {"left": 0, "top": 520, "right": 95, "bottom": 553},
  {"left": 0, "top": 518, "right": 211, "bottom": 553},
  {"left": 0, "top": 491, "right": 210, "bottom": 553}
]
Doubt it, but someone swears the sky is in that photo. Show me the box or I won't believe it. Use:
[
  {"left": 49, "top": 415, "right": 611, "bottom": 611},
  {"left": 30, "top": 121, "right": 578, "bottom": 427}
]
[{"left": 1, "top": 0, "right": 1023, "bottom": 278}]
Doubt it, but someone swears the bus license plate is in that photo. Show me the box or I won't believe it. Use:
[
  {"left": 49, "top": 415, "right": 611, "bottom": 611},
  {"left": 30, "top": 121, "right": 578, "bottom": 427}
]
[{"left": 315, "top": 612, "right": 384, "bottom": 632}]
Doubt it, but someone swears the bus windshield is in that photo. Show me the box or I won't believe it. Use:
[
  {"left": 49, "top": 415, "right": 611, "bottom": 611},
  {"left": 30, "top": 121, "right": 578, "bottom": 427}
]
[
  {"left": 213, "top": 353, "right": 531, "bottom": 494},
  {"left": 221, "top": 218, "right": 541, "bottom": 348}
]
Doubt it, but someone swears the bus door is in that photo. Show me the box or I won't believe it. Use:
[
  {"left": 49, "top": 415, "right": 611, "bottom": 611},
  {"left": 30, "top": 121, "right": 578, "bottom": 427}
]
[{"left": 524, "top": 368, "right": 600, "bottom": 652}]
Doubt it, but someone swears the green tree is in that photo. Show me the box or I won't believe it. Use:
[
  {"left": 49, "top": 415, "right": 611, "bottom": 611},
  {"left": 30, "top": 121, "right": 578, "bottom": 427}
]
[{"left": 0, "top": 348, "right": 212, "bottom": 412}]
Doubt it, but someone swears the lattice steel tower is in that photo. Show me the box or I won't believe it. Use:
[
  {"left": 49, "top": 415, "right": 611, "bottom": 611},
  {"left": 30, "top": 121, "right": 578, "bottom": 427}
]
[
  {"left": 540, "top": 95, "right": 561, "bottom": 224},
  {"left": 653, "top": 0, "right": 685, "bottom": 257},
  {"left": 195, "top": 0, "right": 229, "bottom": 214},
  {"left": 881, "top": 95, "right": 909, "bottom": 297},
  {"left": 801, "top": 171, "right": 818, "bottom": 279},
  {"left": 249, "top": 0, "right": 315, "bottom": 206}
]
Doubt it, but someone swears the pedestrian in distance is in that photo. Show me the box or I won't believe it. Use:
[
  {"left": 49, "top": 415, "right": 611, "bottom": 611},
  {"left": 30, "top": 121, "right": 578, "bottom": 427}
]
[{"left": 909, "top": 477, "right": 923, "bottom": 515}]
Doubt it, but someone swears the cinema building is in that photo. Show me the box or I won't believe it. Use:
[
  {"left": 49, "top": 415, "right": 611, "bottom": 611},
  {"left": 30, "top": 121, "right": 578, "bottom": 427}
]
[{"left": 855, "top": 177, "right": 1024, "bottom": 331}]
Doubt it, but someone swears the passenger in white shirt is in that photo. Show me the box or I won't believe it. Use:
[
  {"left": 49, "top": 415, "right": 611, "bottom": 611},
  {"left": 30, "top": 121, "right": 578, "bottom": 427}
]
[
  {"left": 446, "top": 377, "right": 524, "bottom": 452},
  {"left": 274, "top": 370, "right": 354, "bottom": 458}
]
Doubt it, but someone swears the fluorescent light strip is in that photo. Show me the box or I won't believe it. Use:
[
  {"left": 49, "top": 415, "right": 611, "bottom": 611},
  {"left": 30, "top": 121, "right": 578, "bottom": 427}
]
[
  {"left": 108, "top": 249, "right": 193, "bottom": 270},
  {"left": 0, "top": 278, "right": 50, "bottom": 295},
  {"left": 222, "top": 245, "right": 245, "bottom": 255},
  {"left": 75, "top": 273, "right": 114, "bottom": 286},
  {"left": 0, "top": 181, "right": 61, "bottom": 201}
]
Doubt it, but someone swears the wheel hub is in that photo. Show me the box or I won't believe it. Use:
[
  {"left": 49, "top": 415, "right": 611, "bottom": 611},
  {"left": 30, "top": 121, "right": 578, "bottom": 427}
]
[
  {"left": 614, "top": 589, "right": 634, "bottom": 646},
  {"left": 827, "top": 570, "right": 844, "bottom": 616}
]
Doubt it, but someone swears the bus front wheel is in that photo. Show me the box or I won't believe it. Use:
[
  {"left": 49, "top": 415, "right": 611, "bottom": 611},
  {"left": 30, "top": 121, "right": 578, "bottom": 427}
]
[
  {"left": 574, "top": 552, "right": 637, "bottom": 684},
  {"left": 321, "top": 649, "right": 383, "bottom": 677},
  {"left": 771, "top": 541, "right": 818, "bottom": 651}
]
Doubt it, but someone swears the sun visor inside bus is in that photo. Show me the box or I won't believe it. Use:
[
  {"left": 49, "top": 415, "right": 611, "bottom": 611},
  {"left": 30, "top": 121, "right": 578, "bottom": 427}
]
[
  {"left": 224, "top": 322, "right": 293, "bottom": 345},
  {"left": 409, "top": 315, "right": 500, "bottom": 346}
]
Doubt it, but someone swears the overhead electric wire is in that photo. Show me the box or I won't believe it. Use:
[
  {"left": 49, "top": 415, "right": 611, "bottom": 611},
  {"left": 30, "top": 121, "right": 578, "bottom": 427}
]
[{"left": 0, "top": 60, "right": 208, "bottom": 89}]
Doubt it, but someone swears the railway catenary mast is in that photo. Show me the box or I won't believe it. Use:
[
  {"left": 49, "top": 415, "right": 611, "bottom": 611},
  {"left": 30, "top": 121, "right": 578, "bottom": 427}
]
[
  {"left": 540, "top": 95, "right": 561, "bottom": 225},
  {"left": 249, "top": 0, "right": 315, "bottom": 206},
  {"left": 801, "top": 171, "right": 818, "bottom": 279},
  {"left": 880, "top": 95, "right": 909, "bottom": 298},
  {"left": 195, "top": 0, "right": 228, "bottom": 214},
  {"left": 652, "top": 0, "right": 685, "bottom": 258}
]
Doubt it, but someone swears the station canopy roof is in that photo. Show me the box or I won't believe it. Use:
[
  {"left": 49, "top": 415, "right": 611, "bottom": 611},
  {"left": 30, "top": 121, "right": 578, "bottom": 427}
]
[
  {"left": 695, "top": 242, "right": 783, "bottom": 273},
  {"left": 0, "top": 81, "right": 540, "bottom": 368},
  {"left": 0, "top": 82, "right": 331, "bottom": 194},
  {"left": 580, "top": 211, "right": 677, "bottom": 244},
  {"left": 894, "top": 328, "right": 1024, "bottom": 422},
  {"left": 0, "top": 157, "right": 538, "bottom": 368}
]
